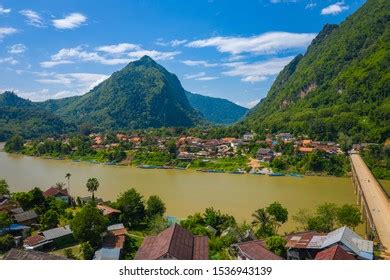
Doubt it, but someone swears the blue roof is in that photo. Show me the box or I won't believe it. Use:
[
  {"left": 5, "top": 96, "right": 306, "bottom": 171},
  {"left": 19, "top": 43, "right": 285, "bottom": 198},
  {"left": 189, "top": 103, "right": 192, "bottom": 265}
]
[{"left": 0, "top": 223, "right": 30, "bottom": 234}]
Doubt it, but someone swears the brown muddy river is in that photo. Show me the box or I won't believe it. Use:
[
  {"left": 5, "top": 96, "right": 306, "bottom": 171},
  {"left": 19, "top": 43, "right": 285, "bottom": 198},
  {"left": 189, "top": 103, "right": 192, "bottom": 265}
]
[{"left": 0, "top": 145, "right": 363, "bottom": 232}]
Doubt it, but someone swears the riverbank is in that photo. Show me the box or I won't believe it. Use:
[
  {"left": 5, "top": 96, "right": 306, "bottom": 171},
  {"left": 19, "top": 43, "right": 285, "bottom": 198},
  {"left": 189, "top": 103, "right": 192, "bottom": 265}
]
[{"left": 0, "top": 149, "right": 361, "bottom": 232}]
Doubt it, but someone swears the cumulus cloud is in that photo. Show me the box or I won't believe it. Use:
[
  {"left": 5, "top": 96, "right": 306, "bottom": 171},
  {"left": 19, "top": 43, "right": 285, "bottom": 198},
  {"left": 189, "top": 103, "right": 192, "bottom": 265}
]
[
  {"left": 0, "top": 27, "right": 18, "bottom": 39},
  {"left": 0, "top": 57, "right": 18, "bottom": 65},
  {"left": 0, "top": 6, "right": 11, "bottom": 15},
  {"left": 8, "top": 44, "right": 27, "bottom": 54},
  {"left": 20, "top": 9, "right": 44, "bottom": 27},
  {"left": 96, "top": 43, "right": 141, "bottom": 54},
  {"left": 321, "top": 2, "right": 348, "bottom": 15},
  {"left": 186, "top": 32, "right": 316, "bottom": 55},
  {"left": 222, "top": 56, "right": 293, "bottom": 83},
  {"left": 127, "top": 50, "right": 180, "bottom": 61},
  {"left": 52, "top": 13, "right": 87, "bottom": 29},
  {"left": 181, "top": 60, "right": 219, "bottom": 67},
  {"left": 36, "top": 72, "right": 109, "bottom": 91}
]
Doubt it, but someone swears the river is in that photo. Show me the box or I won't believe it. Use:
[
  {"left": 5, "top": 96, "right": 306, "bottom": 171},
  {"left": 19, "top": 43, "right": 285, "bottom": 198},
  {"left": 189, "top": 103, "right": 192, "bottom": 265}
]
[{"left": 0, "top": 145, "right": 363, "bottom": 232}]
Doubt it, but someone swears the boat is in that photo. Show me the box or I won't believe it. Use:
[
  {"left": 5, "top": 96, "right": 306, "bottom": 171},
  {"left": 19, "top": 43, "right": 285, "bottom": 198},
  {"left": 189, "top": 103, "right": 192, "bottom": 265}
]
[
  {"left": 196, "top": 169, "right": 225, "bottom": 173},
  {"left": 138, "top": 165, "right": 157, "bottom": 169},
  {"left": 288, "top": 173, "right": 304, "bottom": 178},
  {"left": 268, "top": 172, "right": 285, "bottom": 177},
  {"left": 229, "top": 170, "right": 246, "bottom": 174}
]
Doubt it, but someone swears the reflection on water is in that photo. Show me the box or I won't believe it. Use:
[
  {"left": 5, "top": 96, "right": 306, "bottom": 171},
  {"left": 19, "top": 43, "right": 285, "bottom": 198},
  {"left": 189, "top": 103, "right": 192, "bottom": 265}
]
[{"left": 0, "top": 150, "right": 361, "bottom": 231}]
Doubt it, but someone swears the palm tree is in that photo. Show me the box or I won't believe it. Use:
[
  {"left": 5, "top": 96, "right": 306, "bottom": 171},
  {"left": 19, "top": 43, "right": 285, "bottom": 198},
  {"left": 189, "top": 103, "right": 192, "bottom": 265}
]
[
  {"left": 252, "top": 208, "right": 273, "bottom": 238},
  {"left": 86, "top": 178, "right": 99, "bottom": 202},
  {"left": 65, "top": 173, "right": 71, "bottom": 195}
]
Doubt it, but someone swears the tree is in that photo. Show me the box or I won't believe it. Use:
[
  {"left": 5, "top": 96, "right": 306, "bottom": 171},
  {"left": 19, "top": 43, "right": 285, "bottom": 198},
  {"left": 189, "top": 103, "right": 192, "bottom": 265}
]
[
  {"left": 86, "top": 178, "right": 99, "bottom": 201},
  {"left": 252, "top": 208, "right": 274, "bottom": 238},
  {"left": 0, "top": 234, "right": 15, "bottom": 253},
  {"left": 65, "top": 173, "right": 71, "bottom": 194},
  {"left": 337, "top": 204, "right": 362, "bottom": 230},
  {"left": 265, "top": 235, "right": 287, "bottom": 256},
  {"left": 116, "top": 188, "right": 145, "bottom": 227},
  {"left": 0, "top": 179, "right": 10, "bottom": 196},
  {"left": 338, "top": 132, "right": 353, "bottom": 155},
  {"left": 11, "top": 192, "right": 33, "bottom": 210},
  {"left": 146, "top": 195, "right": 166, "bottom": 218},
  {"left": 70, "top": 204, "right": 108, "bottom": 246},
  {"left": 147, "top": 215, "right": 169, "bottom": 235},
  {"left": 4, "top": 135, "right": 24, "bottom": 152},
  {"left": 0, "top": 212, "right": 12, "bottom": 229},
  {"left": 292, "top": 209, "right": 313, "bottom": 231},
  {"left": 313, "top": 203, "right": 338, "bottom": 232},
  {"left": 266, "top": 202, "right": 288, "bottom": 232},
  {"left": 41, "top": 210, "right": 59, "bottom": 230},
  {"left": 80, "top": 242, "right": 95, "bottom": 260},
  {"left": 203, "top": 207, "right": 236, "bottom": 235}
]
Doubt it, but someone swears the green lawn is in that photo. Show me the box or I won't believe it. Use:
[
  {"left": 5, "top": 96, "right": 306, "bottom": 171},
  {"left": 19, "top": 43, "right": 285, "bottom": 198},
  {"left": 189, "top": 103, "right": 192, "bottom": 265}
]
[{"left": 51, "top": 243, "right": 82, "bottom": 259}]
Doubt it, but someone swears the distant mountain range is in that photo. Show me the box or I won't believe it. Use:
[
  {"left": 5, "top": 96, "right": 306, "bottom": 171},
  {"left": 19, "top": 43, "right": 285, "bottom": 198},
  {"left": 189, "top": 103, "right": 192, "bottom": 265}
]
[
  {"left": 243, "top": 0, "right": 389, "bottom": 143},
  {"left": 0, "top": 56, "right": 247, "bottom": 140},
  {"left": 185, "top": 91, "right": 248, "bottom": 125}
]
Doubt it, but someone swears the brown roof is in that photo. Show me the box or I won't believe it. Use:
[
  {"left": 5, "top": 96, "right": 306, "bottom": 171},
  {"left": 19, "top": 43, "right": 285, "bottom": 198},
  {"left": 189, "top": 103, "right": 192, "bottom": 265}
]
[
  {"left": 13, "top": 209, "right": 38, "bottom": 223},
  {"left": 315, "top": 245, "right": 356, "bottom": 260},
  {"left": 134, "top": 224, "right": 208, "bottom": 260},
  {"left": 234, "top": 240, "right": 283, "bottom": 260},
  {"left": 103, "top": 234, "right": 126, "bottom": 249},
  {"left": 110, "top": 228, "right": 128, "bottom": 236},
  {"left": 43, "top": 186, "right": 69, "bottom": 198},
  {"left": 24, "top": 234, "right": 46, "bottom": 247},
  {"left": 3, "top": 248, "right": 67, "bottom": 260},
  {"left": 97, "top": 204, "right": 121, "bottom": 216},
  {"left": 285, "top": 231, "right": 326, "bottom": 249}
]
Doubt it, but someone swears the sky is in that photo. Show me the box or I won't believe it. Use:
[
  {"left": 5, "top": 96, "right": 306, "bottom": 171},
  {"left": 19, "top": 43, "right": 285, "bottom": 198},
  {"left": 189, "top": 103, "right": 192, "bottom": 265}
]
[{"left": 0, "top": 0, "right": 365, "bottom": 108}]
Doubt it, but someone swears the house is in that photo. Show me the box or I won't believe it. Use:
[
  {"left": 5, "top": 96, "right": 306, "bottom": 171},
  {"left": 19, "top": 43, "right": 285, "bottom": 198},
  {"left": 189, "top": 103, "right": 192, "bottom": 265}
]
[
  {"left": 243, "top": 133, "right": 255, "bottom": 142},
  {"left": 23, "top": 225, "right": 73, "bottom": 250},
  {"left": 0, "top": 196, "right": 18, "bottom": 214},
  {"left": 0, "top": 223, "right": 31, "bottom": 240},
  {"left": 314, "top": 245, "right": 356, "bottom": 260},
  {"left": 285, "top": 227, "right": 373, "bottom": 260},
  {"left": 3, "top": 248, "right": 68, "bottom": 260},
  {"left": 97, "top": 204, "right": 121, "bottom": 220},
  {"left": 256, "top": 148, "right": 275, "bottom": 162},
  {"left": 43, "top": 186, "right": 70, "bottom": 203},
  {"left": 12, "top": 209, "right": 38, "bottom": 226},
  {"left": 276, "top": 133, "right": 294, "bottom": 143},
  {"left": 302, "top": 139, "right": 312, "bottom": 146},
  {"left": 134, "top": 224, "right": 208, "bottom": 260},
  {"left": 94, "top": 248, "right": 121, "bottom": 260},
  {"left": 298, "top": 147, "right": 314, "bottom": 153},
  {"left": 102, "top": 224, "right": 127, "bottom": 250},
  {"left": 232, "top": 240, "right": 283, "bottom": 260}
]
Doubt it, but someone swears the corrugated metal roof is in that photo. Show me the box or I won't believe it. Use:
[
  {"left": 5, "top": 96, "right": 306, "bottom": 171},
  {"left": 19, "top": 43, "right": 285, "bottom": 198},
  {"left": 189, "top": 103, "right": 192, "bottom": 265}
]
[
  {"left": 107, "top": 223, "right": 124, "bottom": 231},
  {"left": 42, "top": 225, "right": 72, "bottom": 240},
  {"left": 94, "top": 248, "right": 121, "bottom": 260},
  {"left": 13, "top": 210, "right": 38, "bottom": 223}
]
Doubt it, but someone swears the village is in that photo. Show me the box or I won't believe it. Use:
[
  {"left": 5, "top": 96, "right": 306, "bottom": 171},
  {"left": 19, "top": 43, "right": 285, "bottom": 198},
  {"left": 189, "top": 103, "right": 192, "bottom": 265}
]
[
  {"left": 7, "top": 130, "right": 352, "bottom": 177},
  {"left": 0, "top": 178, "right": 377, "bottom": 261}
]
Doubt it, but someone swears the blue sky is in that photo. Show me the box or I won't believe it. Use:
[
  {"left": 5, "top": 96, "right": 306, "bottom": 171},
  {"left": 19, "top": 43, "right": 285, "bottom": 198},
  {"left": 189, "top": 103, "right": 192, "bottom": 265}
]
[{"left": 0, "top": 0, "right": 365, "bottom": 108}]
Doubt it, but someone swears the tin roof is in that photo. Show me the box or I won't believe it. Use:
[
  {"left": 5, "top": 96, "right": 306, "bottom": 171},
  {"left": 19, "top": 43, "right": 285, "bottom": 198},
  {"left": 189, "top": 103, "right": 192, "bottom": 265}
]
[
  {"left": 13, "top": 209, "right": 38, "bottom": 223},
  {"left": 42, "top": 225, "right": 72, "bottom": 240},
  {"left": 3, "top": 248, "right": 67, "bottom": 260},
  {"left": 234, "top": 240, "right": 283, "bottom": 260},
  {"left": 315, "top": 245, "right": 356, "bottom": 260},
  {"left": 107, "top": 223, "right": 125, "bottom": 231},
  {"left": 94, "top": 248, "right": 121, "bottom": 260}
]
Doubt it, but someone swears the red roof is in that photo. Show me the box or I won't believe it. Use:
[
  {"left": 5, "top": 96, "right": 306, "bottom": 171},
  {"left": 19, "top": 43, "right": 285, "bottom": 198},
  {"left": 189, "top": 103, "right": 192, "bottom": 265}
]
[
  {"left": 110, "top": 228, "right": 128, "bottom": 236},
  {"left": 103, "top": 234, "right": 126, "bottom": 249},
  {"left": 24, "top": 234, "right": 46, "bottom": 247},
  {"left": 285, "top": 231, "right": 326, "bottom": 249},
  {"left": 315, "top": 245, "right": 356, "bottom": 260},
  {"left": 134, "top": 224, "right": 208, "bottom": 260},
  {"left": 43, "top": 186, "right": 69, "bottom": 198},
  {"left": 235, "top": 240, "right": 283, "bottom": 260}
]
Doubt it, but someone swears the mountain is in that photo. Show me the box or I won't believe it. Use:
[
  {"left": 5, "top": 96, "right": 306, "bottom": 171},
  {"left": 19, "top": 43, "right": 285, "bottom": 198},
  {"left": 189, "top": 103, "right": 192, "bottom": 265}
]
[
  {"left": 47, "top": 56, "right": 202, "bottom": 131},
  {"left": 0, "top": 92, "right": 70, "bottom": 141},
  {"left": 244, "top": 0, "right": 390, "bottom": 143},
  {"left": 185, "top": 91, "right": 248, "bottom": 125}
]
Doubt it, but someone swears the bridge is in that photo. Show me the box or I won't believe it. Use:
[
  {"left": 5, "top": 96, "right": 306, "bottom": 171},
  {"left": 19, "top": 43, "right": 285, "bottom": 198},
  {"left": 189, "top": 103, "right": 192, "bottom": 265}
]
[{"left": 350, "top": 153, "right": 390, "bottom": 254}]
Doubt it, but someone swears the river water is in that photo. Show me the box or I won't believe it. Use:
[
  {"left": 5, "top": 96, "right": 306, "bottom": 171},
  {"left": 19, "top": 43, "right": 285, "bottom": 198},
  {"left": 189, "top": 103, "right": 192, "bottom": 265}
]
[{"left": 0, "top": 145, "right": 362, "bottom": 231}]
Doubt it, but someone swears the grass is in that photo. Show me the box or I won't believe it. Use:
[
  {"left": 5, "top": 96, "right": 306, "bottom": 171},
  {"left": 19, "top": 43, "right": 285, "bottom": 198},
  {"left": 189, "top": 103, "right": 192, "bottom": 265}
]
[{"left": 51, "top": 243, "right": 82, "bottom": 259}]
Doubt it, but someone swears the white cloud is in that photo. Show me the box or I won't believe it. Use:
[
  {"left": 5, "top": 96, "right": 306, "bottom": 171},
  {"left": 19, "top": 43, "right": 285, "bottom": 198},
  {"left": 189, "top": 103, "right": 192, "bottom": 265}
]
[
  {"left": 222, "top": 56, "right": 293, "bottom": 83},
  {"left": 0, "top": 57, "right": 18, "bottom": 65},
  {"left": 19, "top": 9, "right": 44, "bottom": 27},
  {"left": 8, "top": 44, "right": 27, "bottom": 54},
  {"left": 0, "top": 27, "right": 18, "bottom": 39},
  {"left": 36, "top": 72, "right": 109, "bottom": 91},
  {"left": 128, "top": 50, "right": 180, "bottom": 61},
  {"left": 156, "top": 39, "right": 188, "bottom": 47},
  {"left": 181, "top": 60, "right": 219, "bottom": 67},
  {"left": 96, "top": 43, "right": 141, "bottom": 54},
  {"left": 305, "top": 2, "right": 317, "bottom": 9},
  {"left": 270, "top": 0, "right": 298, "bottom": 3},
  {"left": 0, "top": 6, "right": 11, "bottom": 15},
  {"left": 52, "top": 13, "right": 87, "bottom": 29},
  {"left": 245, "top": 99, "right": 260, "bottom": 108},
  {"left": 186, "top": 32, "right": 316, "bottom": 55},
  {"left": 321, "top": 2, "right": 348, "bottom": 15},
  {"left": 183, "top": 72, "right": 206, "bottom": 80},
  {"left": 195, "top": 76, "right": 218, "bottom": 81},
  {"left": 40, "top": 60, "right": 74, "bottom": 68}
]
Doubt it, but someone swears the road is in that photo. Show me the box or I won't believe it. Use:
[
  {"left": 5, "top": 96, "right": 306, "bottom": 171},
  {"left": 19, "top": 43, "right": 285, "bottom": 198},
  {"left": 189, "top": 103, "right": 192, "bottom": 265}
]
[{"left": 350, "top": 154, "right": 390, "bottom": 253}]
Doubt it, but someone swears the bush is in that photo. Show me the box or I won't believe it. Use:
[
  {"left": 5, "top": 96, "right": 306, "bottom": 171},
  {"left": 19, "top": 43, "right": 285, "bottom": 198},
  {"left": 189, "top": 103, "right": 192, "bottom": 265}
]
[
  {"left": 0, "top": 234, "right": 15, "bottom": 253},
  {"left": 80, "top": 242, "right": 95, "bottom": 260}
]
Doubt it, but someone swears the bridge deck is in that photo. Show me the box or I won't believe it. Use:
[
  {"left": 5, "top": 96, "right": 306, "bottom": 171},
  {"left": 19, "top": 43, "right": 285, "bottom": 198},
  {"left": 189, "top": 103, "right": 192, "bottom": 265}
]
[{"left": 350, "top": 154, "right": 390, "bottom": 252}]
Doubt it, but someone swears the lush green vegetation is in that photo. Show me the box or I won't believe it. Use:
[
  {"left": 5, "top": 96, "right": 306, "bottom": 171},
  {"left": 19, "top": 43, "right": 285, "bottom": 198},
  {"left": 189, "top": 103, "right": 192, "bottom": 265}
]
[
  {"left": 190, "top": 156, "right": 250, "bottom": 172},
  {"left": 361, "top": 144, "right": 390, "bottom": 180},
  {"left": 185, "top": 91, "right": 248, "bottom": 125},
  {"left": 243, "top": 0, "right": 390, "bottom": 143}
]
